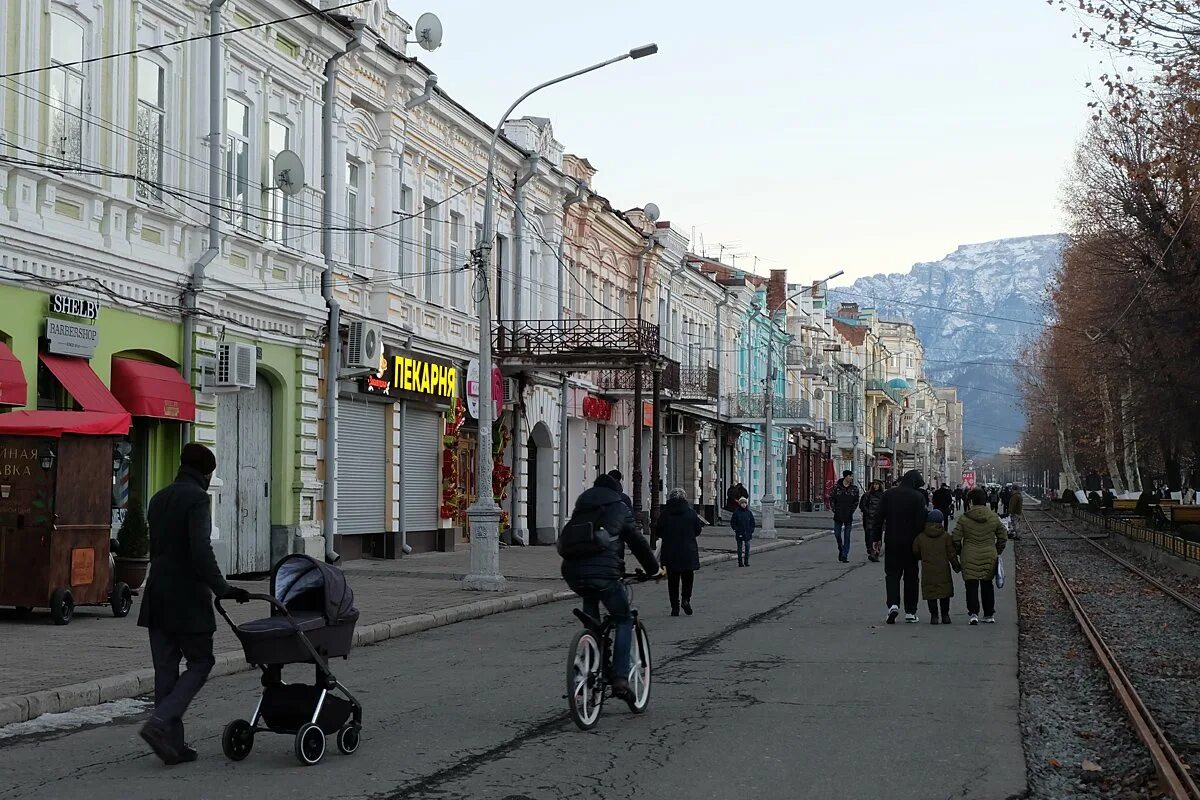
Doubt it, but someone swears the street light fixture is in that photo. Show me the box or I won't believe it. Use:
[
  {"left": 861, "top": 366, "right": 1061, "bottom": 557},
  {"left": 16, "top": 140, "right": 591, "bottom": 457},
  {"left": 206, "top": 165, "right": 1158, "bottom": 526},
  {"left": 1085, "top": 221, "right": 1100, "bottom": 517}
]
[{"left": 463, "top": 45, "right": 660, "bottom": 591}]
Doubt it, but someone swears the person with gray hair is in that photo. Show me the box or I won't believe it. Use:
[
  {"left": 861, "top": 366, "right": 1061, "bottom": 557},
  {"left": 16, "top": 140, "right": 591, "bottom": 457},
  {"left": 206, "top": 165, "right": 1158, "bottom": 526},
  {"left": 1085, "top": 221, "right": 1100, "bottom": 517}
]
[{"left": 654, "top": 487, "right": 704, "bottom": 616}]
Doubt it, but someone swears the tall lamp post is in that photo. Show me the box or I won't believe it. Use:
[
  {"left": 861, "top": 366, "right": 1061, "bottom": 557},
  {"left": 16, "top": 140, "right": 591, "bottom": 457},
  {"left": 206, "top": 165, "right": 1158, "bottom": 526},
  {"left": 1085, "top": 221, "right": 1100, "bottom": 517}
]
[
  {"left": 463, "top": 44, "right": 660, "bottom": 591},
  {"left": 758, "top": 270, "right": 843, "bottom": 539}
]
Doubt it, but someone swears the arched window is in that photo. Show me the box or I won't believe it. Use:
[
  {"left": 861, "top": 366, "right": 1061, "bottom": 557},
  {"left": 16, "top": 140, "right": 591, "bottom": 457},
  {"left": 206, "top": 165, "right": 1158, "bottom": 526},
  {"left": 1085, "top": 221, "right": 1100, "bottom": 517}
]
[{"left": 49, "top": 13, "right": 85, "bottom": 165}]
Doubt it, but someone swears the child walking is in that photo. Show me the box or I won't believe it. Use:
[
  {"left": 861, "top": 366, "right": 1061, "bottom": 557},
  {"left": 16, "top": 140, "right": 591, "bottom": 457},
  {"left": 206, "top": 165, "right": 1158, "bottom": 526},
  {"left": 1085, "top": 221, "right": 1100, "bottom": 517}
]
[
  {"left": 912, "top": 509, "right": 960, "bottom": 624},
  {"left": 731, "top": 497, "right": 755, "bottom": 567}
]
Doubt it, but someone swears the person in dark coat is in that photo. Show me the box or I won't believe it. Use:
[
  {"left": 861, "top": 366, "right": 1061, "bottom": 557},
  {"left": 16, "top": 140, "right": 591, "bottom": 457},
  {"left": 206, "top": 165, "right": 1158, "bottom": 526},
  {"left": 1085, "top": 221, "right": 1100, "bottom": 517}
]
[
  {"left": 1084, "top": 470, "right": 1102, "bottom": 493},
  {"left": 730, "top": 496, "right": 755, "bottom": 566},
  {"left": 828, "top": 470, "right": 860, "bottom": 563},
  {"left": 655, "top": 488, "right": 703, "bottom": 616},
  {"left": 137, "top": 443, "right": 250, "bottom": 765},
  {"left": 561, "top": 473, "right": 660, "bottom": 697},
  {"left": 859, "top": 480, "right": 885, "bottom": 562},
  {"left": 932, "top": 483, "right": 954, "bottom": 530},
  {"left": 607, "top": 469, "right": 633, "bottom": 510},
  {"left": 952, "top": 485, "right": 964, "bottom": 511},
  {"left": 999, "top": 484, "right": 1012, "bottom": 516},
  {"left": 988, "top": 486, "right": 1000, "bottom": 513},
  {"left": 725, "top": 480, "right": 749, "bottom": 513},
  {"left": 872, "top": 469, "right": 928, "bottom": 624}
]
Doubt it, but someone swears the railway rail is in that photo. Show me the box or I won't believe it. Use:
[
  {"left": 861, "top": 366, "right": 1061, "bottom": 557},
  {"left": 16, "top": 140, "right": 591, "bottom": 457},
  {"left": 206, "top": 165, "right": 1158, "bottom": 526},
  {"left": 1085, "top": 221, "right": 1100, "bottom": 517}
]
[{"left": 1024, "top": 507, "right": 1200, "bottom": 800}]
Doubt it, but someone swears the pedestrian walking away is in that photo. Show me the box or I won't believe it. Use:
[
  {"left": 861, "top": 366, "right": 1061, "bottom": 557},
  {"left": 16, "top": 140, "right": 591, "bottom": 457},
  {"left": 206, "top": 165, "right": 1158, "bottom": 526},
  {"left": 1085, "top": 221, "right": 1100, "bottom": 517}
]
[
  {"left": 655, "top": 488, "right": 703, "bottom": 616},
  {"left": 829, "top": 470, "right": 860, "bottom": 563},
  {"left": 1006, "top": 488, "right": 1024, "bottom": 540},
  {"left": 999, "top": 484, "right": 1012, "bottom": 516},
  {"left": 912, "top": 509, "right": 961, "bottom": 624},
  {"left": 932, "top": 483, "right": 954, "bottom": 530},
  {"left": 953, "top": 488, "right": 1007, "bottom": 625},
  {"left": 731, "top": 496, "right": 756, "bottom": 566},
  {"left": 873, "top": 469, "right": 928, "bottom": 623},
  {"left": 988, "top": 485, "right": 1000, "bottom": 513},
  {"left": 559, "top": 472, "right": 660, "bottom": 699},
  {"left": 952, "top": 485, "right": 964, "bottom": 511},
  {"left": 137, "top": 443, "right": 251, "bottom": 765},
  {"left": 859, "top": 480, "right": 885, "bottom": 562}
]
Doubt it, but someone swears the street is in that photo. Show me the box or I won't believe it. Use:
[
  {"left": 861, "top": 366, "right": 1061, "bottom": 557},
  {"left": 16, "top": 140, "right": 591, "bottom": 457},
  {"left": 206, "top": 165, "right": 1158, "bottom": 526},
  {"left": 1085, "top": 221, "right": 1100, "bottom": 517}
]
[{"left": 0, "top": 541, "right": 1023, "bottom": 800}]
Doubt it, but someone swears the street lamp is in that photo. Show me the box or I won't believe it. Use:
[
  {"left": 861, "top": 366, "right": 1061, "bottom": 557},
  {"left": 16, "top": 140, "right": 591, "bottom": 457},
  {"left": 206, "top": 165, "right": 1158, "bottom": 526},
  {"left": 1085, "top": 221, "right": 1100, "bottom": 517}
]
[
  {"left": 757, "top": 269, "right": 842, "bottom": 539},
  {"left": 463, "top": 44, "right": 660, "bottom": 591}
]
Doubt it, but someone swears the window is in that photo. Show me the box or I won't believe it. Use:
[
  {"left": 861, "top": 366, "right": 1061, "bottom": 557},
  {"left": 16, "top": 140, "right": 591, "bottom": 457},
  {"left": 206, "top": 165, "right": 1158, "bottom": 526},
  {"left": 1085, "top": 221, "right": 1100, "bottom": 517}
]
[
  {"left": 423, "top": 199, "right": 441, "bottom": 303},
  {"left": 135, "top": 58, "right": 164, "bottom": 200},
  {"left": 49, "top": 14, "right": 85, "bottom": 165},
  {"left": 225, "top": 98, "right": 251, "bottom": 229},
  {"left": 449, "top": 212, "right": 464, "bottom": 310},
  {"left": 495, "top": 234, "right": 507, "bottom": 320},
  {"left": 346, "top": 160, "right": 361, "bottom": 268},
  {"left": 267, "top": 119, "right": 291, "bottom": 241},
  {"left": 399, "top": 186, "right": 415, "bottom": 288}
]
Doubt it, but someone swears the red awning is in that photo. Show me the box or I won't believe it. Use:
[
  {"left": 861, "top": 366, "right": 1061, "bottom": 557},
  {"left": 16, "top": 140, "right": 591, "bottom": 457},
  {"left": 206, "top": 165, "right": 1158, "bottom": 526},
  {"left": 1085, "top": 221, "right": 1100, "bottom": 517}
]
[
  {"left": 0, "top": 343, "right": 27, "bottom": 407},
  {"left": 0, "top": 410, "right": 131, "bottom": 438},
  {"left": 110, "top": 358, "right": 195, "bottom": 422},
  {"left": 39, "top": 353, "right": 126, "bottom": 414}
]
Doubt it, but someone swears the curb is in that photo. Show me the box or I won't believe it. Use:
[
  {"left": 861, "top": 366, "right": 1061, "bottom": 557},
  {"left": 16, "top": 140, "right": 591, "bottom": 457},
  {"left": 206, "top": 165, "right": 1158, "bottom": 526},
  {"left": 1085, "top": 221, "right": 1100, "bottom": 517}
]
[{"left": 0, "top": 534, "right": 822, "bottom": 727}]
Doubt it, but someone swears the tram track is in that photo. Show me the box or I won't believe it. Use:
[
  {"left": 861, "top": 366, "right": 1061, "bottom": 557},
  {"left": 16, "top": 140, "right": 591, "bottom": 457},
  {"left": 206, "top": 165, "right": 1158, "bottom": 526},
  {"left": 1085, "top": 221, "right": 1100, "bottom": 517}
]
[{"left": 1024, "top": 507, "right": 1200, "bottom": 800}]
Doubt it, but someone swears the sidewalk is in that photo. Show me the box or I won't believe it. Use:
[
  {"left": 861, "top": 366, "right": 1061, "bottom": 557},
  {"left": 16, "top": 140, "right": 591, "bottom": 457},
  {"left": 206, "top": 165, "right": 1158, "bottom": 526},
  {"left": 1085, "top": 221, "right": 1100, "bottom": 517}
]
[{"left": 0, "top": 531, "right": 824, "bottom": 726}]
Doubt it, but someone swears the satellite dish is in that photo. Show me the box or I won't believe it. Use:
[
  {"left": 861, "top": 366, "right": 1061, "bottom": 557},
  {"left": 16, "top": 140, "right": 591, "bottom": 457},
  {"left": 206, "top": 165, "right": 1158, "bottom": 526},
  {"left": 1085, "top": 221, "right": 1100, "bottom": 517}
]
[
  {"left": 273, "top": 150, "right": 305, "bottom": 197},
  {"left": 413, "top": 12, "right": 443, "bottom": 51},
  {"left": 643, "top": 202, "right": 660, "bottom": 223}
]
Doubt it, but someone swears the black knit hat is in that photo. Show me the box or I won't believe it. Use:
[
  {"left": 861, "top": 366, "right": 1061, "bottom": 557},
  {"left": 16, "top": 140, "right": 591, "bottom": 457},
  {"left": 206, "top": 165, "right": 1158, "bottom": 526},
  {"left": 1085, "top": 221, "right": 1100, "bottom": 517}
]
[{"left": 180, "top": 442, "right": 217, "bottom": 475}]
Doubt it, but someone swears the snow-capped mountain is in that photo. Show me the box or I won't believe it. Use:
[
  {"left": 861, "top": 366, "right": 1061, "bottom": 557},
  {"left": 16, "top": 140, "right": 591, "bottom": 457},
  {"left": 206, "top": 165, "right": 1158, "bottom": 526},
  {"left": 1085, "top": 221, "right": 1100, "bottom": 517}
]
[{"left": 829, "top": 234, "right": 1065, "bottom": 455}]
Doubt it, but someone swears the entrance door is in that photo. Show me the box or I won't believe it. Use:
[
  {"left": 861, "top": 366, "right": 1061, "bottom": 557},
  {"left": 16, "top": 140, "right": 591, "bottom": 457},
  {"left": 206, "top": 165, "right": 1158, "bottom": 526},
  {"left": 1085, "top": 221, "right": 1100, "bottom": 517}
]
[
  {"left": 215, "top": 377, "right": 273, "bottom": 575},
  {"left": 526, "top": 435, "right": 538, "bottom": 538}
]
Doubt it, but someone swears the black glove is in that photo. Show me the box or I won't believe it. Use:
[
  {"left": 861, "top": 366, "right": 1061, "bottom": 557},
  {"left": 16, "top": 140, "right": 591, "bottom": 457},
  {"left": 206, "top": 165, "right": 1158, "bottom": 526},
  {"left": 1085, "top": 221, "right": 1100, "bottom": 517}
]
[{"left": 224, "top": 586, "right": 251, "bottom": 604}]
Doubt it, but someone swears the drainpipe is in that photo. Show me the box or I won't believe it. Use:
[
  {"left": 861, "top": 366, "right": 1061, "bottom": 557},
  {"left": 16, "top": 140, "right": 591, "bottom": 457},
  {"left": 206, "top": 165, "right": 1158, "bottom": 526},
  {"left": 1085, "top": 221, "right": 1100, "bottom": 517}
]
[
  {"left": 508, "top": 155, "right": 539, "bottom": 545},
  {"left": 556, "top": 180, "right": 588, "bottom": 533},
  {"left": 714, "top": 291, "right": 730, "bottom": 515},
  {"left": 631, "top": 233, "right": 655, "bottom": 523},
  {"left": 321, "top": 21, "right": 366, "bottom": 564},
  {"left": 182, "top": 0, "right": 228, "bottom": 442},
  {"left": 398, "top": 400, "right": 412, "bottom": 554}
]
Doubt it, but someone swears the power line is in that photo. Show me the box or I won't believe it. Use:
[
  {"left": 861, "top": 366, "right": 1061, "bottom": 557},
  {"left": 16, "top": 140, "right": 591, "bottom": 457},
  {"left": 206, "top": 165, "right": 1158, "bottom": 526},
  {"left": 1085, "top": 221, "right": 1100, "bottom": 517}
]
[{"left": 0, "top": 1, "right": 366, "bottom": 80}]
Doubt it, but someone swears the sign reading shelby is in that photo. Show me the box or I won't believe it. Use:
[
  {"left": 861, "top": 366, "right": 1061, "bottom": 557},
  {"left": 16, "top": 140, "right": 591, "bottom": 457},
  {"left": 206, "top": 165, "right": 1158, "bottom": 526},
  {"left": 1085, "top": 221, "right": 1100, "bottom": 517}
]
[
  {"left": 50, "top": 293, "right": 100, "bottom": 321},
  {"left": 361, "top": 347, "right": 458, "bottom": 404}
]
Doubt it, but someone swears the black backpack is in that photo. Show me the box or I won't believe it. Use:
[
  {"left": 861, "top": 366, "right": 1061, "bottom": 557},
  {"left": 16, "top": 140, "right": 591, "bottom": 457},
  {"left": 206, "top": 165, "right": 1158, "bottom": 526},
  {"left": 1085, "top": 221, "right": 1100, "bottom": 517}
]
[{"left": 557, "top": 505, "right": 615, "bottom": 560}]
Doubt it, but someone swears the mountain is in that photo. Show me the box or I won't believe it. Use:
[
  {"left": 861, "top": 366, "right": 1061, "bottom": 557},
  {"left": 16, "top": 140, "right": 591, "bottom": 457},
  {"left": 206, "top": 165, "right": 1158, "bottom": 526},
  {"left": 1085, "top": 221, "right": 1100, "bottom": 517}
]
[{"left": 829, "top": 234, "right": 1066, "bottom": 456}]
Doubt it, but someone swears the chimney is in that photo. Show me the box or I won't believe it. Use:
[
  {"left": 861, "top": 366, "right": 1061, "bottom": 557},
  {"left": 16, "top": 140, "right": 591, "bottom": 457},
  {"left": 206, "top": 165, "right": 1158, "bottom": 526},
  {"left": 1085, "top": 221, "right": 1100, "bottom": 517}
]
[{"left": 768, "top": 269, "right": 787, "bottom": 315}]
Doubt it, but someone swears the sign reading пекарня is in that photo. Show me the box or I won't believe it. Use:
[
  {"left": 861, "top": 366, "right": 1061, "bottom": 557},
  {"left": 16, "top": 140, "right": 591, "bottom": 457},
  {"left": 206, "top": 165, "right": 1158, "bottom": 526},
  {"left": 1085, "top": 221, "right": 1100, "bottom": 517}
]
[{"left": 360, "top": 346, "right": 459, "bottom": 405}]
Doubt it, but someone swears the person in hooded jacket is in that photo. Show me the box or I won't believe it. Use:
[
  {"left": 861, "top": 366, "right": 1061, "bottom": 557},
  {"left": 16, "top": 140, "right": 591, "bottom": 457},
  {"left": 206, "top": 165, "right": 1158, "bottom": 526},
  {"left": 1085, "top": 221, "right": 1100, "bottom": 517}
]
[
  {"left": 655, "top": 488, "right": 703, "bottom": 616},
  {"left": 913, "top": 509, "right": 960, "bottom": 624},
  {"left": 731, "top": 496, "right": 756, "bottom": 566},
  {"left": 828, "top": 470, "right": 860, "bottom": 562},
  {"left": 561, "top": 473, "right": 660, "bottom": 698},
  {"left": 932, "top": 483, "right": 954, "bottom": 530},
  {"left": 859, "top": 480, "right": 885, "bottom": 562},
  {"left": 872, "top": 470, "right": 929, "bottom": 624},
  {"left": 952, "top": 488, "right": 1007, "bottom": 624}
]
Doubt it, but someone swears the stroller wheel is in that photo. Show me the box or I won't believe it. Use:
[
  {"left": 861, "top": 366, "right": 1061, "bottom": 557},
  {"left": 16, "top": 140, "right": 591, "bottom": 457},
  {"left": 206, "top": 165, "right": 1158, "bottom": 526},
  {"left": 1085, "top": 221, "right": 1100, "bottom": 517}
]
[
  {"left": 336, "top": 722, "right": 361, "bottom": 755},
  {"left": 295, "top": 722, "right": 326, "bottom": 766},
  {"left": 222, "top": 719, "right": 254, "bottom": 761}
]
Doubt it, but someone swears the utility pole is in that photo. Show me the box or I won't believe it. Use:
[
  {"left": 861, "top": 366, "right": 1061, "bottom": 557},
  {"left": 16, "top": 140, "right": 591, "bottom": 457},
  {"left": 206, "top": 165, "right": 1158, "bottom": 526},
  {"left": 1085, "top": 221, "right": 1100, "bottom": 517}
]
[{"left": 760, "top": 333, "right": 777, "bottom": 538}]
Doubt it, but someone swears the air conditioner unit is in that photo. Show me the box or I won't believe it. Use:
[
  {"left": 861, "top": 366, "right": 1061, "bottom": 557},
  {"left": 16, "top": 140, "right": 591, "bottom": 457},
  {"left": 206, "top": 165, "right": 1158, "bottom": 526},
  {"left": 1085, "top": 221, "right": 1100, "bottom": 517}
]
[
  {"left": 346, "top": 320, "right": 383, "bottom": 372},
  {"left": 215, "top": 342, "right": 257, "bottom": 389},
  {"left": 502, "top": 377, "right": 519, "bottom": 405},
  {"left": 665, "top": 412, "right": 685, "bottom": 436}
]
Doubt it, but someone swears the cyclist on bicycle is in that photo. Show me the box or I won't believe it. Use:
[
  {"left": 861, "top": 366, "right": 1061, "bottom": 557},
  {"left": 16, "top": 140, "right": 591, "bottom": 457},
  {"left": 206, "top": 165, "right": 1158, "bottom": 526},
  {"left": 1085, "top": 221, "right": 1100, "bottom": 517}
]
[{"left": 559, "top": 472, "right": 660, "bottom": 699}]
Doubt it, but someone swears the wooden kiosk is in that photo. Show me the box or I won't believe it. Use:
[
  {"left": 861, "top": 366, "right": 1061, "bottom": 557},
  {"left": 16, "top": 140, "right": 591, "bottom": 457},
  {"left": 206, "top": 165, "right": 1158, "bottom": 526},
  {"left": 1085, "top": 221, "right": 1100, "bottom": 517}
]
[{"left": 0, "top": 410, "right": 132, "bottom": 624}]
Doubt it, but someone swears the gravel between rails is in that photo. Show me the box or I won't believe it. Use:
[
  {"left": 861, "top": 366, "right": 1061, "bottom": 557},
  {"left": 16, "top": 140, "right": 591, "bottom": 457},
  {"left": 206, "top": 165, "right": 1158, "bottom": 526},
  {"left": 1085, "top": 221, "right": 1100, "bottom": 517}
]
[{"left": 1017, "top": 525, "right": 1162, "bottom": 799}]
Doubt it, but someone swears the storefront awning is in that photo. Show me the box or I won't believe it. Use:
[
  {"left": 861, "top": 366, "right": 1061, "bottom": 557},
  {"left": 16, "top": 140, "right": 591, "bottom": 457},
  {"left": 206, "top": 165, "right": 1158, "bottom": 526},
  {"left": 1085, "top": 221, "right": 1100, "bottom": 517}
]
[
  {"left": 39, "top": 353, "right": 126, "bottom": 414},
  {"left": 110, "top": 357, "right": 196, "bottom": 421},
  {"left": 0, "top": 410, "right": 131, "bottom": 437},
  {"left": 0, "top": 343, "right": 27, "bottom": 407}
]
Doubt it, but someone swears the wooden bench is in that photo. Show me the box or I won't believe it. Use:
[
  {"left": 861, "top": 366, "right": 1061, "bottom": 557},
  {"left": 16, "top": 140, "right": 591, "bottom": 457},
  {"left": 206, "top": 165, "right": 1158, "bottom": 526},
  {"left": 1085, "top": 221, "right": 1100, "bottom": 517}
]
[
  {"left": 1168, "top": 505, "right": 1200, "bottom": 526},
  {"left": 1110, "top": 499, "right": 1141, "bottom": 518}
]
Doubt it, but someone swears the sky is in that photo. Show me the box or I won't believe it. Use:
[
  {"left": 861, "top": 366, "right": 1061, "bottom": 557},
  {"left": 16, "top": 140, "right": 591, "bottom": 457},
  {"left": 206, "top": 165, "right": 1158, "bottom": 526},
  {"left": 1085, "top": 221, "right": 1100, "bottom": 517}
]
[{"left": 387, "top": 0, "right": 1102, "bottom": 284}]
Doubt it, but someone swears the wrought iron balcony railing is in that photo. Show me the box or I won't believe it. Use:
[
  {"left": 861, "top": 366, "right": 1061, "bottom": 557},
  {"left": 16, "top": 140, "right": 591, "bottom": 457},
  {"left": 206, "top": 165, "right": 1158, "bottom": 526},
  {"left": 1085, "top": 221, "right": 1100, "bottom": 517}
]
[
  {"left": 494, "top": 319, "right": 659, "bottom": 359},
  {"left": 874, "top": 436, "right": 896, "bottom": 451},
  {"left": 865, "top": 378, "right": 905, "bottom": 406},
  {"left": 678, "top": 366, "right": 719, "bottom": 401},
  {"left": 726, "top": 394, "right": 812, "bottom": 420},
  {"left": 595, "top": 358, "right": 681, "bottom": 394}
]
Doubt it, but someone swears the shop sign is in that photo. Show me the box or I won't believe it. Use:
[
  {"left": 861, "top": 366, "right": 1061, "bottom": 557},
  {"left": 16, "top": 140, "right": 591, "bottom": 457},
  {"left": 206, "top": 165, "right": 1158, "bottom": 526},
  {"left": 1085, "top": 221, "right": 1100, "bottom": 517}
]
[
  {"left": 360, "top": 346, "right": 458, "bottom": 405},
  {"left": 961, "top": 471, "right": 976, "bottom": 490},
  {"left": 876, "top": 454, "right": 893, "bottom": 469},
  {"left": 464, "top": 358, "right": 502, "bottom": 419},
  {"left": 642, "top": 401, "right": 654, "bottom": 427},
  {"left": 582, "top": 395, "right": 613, "bottom": 422},
  {"left": 46, "top": 318, "right": 98, "bottom": 358},
  {"left": 50, "top": 293, "right": 100, "bottom": 321}
]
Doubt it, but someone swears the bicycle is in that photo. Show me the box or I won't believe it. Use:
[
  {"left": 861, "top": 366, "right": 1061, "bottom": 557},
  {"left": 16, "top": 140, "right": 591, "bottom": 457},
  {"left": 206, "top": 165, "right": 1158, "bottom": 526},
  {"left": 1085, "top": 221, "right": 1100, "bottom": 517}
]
[{"left": 565, "top": 573, "right": 653, "bottom": 731}]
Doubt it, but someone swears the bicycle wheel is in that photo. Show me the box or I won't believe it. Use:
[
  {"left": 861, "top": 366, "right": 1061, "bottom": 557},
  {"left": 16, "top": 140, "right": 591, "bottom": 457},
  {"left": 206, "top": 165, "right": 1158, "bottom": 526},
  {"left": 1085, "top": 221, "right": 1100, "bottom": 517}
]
[
  {"left": 626, "top": 621, "right": 652, "bottom": 713},
  {"left": 567, "top": 629, "right": 604, "bottom": 730}
]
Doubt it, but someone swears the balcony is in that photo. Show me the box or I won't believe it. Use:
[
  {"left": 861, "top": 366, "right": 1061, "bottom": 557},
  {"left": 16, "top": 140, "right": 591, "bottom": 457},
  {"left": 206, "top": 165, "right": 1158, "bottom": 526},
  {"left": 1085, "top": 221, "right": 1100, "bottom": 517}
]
[
  {"left": 726, "top": 393, "right": 812, "bottom": 425},
  {"left": 678, "top": 366, "right": 719, "bottom": 403},
  {"left": 832, "top": 420, "right": 857, "bottom": 443},
  {"left": 494, "top": 319, "right": 664, "bottom": 372},
  {"left": 874, "top": 436, "right": 896, "bottom": 452},
  {"left": 595, "top": 358, "right": 681, "bottom": 395},
  {"left": 865, "top": 378, "right": 905, "bottom": 406}
]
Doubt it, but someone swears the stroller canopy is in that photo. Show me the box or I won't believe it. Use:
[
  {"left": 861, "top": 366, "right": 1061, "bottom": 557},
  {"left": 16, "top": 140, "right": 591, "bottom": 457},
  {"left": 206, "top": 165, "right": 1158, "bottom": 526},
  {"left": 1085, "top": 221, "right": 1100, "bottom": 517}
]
[{"left": 271, "top": 554, "right": 357, "bottom": 625}]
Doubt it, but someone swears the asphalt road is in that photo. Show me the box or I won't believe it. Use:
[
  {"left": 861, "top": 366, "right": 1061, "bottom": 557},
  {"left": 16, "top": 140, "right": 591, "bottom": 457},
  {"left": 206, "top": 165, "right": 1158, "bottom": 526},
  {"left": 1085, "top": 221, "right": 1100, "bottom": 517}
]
[{"left": 0, "top": 539, "right": 1025, "bottom": 800}]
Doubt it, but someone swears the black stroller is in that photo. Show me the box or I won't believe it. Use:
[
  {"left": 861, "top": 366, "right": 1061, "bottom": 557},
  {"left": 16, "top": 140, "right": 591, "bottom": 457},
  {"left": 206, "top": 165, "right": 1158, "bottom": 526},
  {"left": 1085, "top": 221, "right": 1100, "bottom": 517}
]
[{"left": 215, "top": 554, "right": 362, "bottom": 766}]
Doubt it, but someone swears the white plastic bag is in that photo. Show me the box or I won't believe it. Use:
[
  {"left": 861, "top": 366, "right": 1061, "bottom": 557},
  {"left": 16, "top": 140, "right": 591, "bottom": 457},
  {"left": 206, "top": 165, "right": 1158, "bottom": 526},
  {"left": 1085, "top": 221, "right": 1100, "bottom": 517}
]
[{"left": 994, "top": 555, "right": 1006, "bottom": 589}]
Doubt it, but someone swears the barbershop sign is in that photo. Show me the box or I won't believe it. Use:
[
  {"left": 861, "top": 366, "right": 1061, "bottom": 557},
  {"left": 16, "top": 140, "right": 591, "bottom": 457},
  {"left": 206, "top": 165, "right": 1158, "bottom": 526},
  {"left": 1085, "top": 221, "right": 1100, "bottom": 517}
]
[{"left": 360, "top": 347, "right": 458, "bottom": 405}]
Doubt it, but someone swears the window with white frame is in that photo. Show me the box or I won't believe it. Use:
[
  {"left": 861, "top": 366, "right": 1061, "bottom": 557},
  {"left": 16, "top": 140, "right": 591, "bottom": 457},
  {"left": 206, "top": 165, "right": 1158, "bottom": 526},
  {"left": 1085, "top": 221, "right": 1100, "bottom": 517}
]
[
  {"left": 267, "top": 118, "right": 291, "bottom": 242},
  {"left": 399, "top": 185, "right": 415, "bottom": 288},
  {"left": 135, "top": 58, "right": 164, "bottom": 199},
  {"left": 225, "top": 97, "right": 251, "bottom": 229},
  {"left": 346, "top": 160, "right": 361, "bottom": 268},
  {"left": 449, "top": 211, "right": 464, "bottom": 310},
  {"left": 423, "top": 199, "right": 442, "bottom": 303},
  {"left": 49, "top": 14, "right": 85, "bottom": 165}
]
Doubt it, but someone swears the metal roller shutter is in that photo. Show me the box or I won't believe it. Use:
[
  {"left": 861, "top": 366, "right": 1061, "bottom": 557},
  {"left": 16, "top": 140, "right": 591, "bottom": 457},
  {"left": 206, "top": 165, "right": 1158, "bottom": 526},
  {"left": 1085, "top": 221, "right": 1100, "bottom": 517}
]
[
  {"left": 402, "top": 407, "right": 441, "bottom": 531},
  {"left": 337, "top": 398, "right": 388, "bottom": 535}
]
